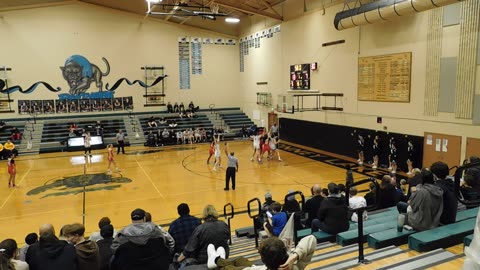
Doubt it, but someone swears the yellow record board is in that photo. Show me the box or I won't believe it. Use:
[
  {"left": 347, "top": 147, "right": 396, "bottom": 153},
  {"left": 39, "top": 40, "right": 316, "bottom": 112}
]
[{"left": 358, "top": 52, "right": 411, "bottom": 102}]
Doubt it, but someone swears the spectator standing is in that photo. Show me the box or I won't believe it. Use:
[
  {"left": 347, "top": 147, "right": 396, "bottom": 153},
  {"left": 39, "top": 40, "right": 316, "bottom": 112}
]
[
  {"left": 116, "top": 130, "right": 125, "bottom": 154},
  {"left": 168, "top": 203, "right": 202, "bottom": 254}
]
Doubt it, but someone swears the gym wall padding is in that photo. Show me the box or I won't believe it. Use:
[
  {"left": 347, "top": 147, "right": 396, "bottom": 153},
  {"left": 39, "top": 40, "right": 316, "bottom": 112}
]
[{"left": 279, "top": 118, "right": 424, "bottom": 171}]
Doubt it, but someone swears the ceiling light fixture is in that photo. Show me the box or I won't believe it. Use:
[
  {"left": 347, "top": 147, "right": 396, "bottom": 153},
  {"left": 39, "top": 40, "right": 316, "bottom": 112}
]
[{"left": 225, "top": 17, "right": 240, "bottom": 23}]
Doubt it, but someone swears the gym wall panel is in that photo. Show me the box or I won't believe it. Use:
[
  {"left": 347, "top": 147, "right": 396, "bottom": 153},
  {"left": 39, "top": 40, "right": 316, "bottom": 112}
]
[
  {"left": 0, "top": 2, "right": 241, "bottom": 118},
  {"left": 439, "top": 57, "right": 457, "bottom": 113},
  {"left": 443, "top": 3, "right": 461, "bottom": 27},
  {"left": 279, "top": 118, "right": 424, "bottom": 171}
]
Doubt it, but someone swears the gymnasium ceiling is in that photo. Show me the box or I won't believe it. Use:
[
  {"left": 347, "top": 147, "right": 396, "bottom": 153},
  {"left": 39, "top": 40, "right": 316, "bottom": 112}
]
[{"left": 0, "top": 0, "right": 288, "bottom": 36}]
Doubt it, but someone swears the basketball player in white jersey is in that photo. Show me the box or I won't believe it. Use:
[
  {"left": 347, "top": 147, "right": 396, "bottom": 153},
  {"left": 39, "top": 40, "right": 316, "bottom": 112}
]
[
  {"left": 251, "top": 132, "right": 262, "bottom": 162},
  {"left": 213, "top": 134, "right": 222, "bottom": 171}
]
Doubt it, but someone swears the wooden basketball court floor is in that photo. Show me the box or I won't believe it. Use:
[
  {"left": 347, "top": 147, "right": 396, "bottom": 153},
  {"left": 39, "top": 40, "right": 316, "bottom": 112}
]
[
  {"left": 0, "top": 140, "right": 468, "bottom": 268},
  {"left": 0, "top": 140, "right": 367, "bottom": 242}
]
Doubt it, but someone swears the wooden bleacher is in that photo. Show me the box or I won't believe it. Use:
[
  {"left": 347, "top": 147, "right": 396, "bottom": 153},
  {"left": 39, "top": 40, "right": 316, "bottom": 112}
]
[{"left": 218, "top": 110, "right": 254, "bottom": 131}]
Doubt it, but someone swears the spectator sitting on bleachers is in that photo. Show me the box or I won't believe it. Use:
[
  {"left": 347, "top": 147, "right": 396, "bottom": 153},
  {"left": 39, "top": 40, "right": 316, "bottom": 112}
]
[
  {"left": 89, "top": 217, "right": 117, "bottom": 242},
  {"left": 206, "top": 234, "right": 317, "bottom": 270},
  {"left": 168, "top": 120, "right": 177, "bottom": 128},
  {"left": 26, "top": 224, "right": 78, "bottom": 270},
  {"left": 321, "top": 188, "right": 329, "bottom": 198},
  {"left": 173, "top": 102, "right": 179, "bottom": 113},
  {"left": 364, "top": 183, "right": 376, "bottom": 206},
  {"left": 263, "top": 202, "right": 287, "bottom": 237},
  {"left": 4, "top": 140, "right": 17, "bottom": 158},
  {"left": 63, "top": 223, "right": 101, "bottom": 270},
  {"left": 390, "top": 176, "right": 406, "bottom": 202},
  {"left": 144, "top": 212, "right": 175, "bottom": 254},
  {"left": 311, "top": 183, "right": 349, "bottom": 234},
  {"left": 146, "top": 131, "right": 157, "bottom": 147},
  {"left": 18, "top": 232, "right": 38, "bottom": 262},
  {"left": 304, "top": 185, "right": 323, "bottom": 227},
  {"left": 159, "top": 117, "right": 167, "bottom": 125},
  {"left": 96, "top": 225, "right": 114, "bottom": 270},
  {"left": 407, "top": 168, "right": 422, "bottom": 200},
  {"left": 432, "top": 161, "right": 457, "bottom": 225},
  {"left": 349, "top": 187, "right": 368, "bottom": 222},
  {"left": 194, "top": 128, "right": 202, "bottom": 143},
  {"left": 201, "top": 129, "right": 207, "bottom": 142},
  {"left": 68, "top": 128, "right": 76, "bottom": 137},
  {"left": 161, "top": 129, "right": 170, "bottom": 145},
  {"left": 10, "top": 127, "right": 22, "bottom": 142},
  {"left": 188, "top": 101, "right": 199, "bottom": 112},
  {"left": 167, "top": 102, "right": 173, "bottom": 113},
  {"left": 241, "top": 125, "right": 248, "bottom": 139},
  {"left": 283, "top": 190, "right": 301, "bottom": 214},
  {"left": 148, "top": 117, "right": 157, "bottom": 128},
  {"left": 186, "top": 108, "right": 194, "bottom": 118},
  {"left": 179, "top": 108, "right": 186, "bottom": 118},
  {"left": 397, "top": 168, "right": 444, "bottom": 231},
  {"left": 461, "top": 168, "right": 480, "bottom": 201},
  {"left": 0, "top": 120, "right": 6, "bottom": 130},
  {"left": 111, "top": 208, "right": 172, "bottom": 270},
  {"left": 0, "top": 238, "right": 30, "bottom": 270},
  {"left": 168, "top": 203, "right": 202, "bottom": 254},
  {"left": 256, "top": 192, "right": 276, "bottom": 228},
  {"left": 378, "top": 175, "right": 399, "bottom": 209},
  {"left": 177, "top": 204, "right": 229, "bottom": 266}
]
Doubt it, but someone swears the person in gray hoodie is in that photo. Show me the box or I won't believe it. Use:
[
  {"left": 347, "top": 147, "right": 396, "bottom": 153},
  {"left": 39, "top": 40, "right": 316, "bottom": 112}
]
[
  {"left": 110, "top": 208, "right": 171, "bottom": 270},
  {"left": 397, "top": 168, "right": 444, "bottom": 231}
]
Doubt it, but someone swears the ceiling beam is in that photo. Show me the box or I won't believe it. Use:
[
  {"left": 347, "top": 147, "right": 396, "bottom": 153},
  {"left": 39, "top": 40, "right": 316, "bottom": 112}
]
[
  {"left": 214, "top": 1, "right": 283, "bottom": 20},
  {"left": 258, "top": 0, "right": 281, "bottom": 18}
]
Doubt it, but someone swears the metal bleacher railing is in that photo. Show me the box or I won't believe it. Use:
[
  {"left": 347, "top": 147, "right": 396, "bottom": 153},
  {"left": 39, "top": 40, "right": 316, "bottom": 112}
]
[{"left": 224, "top": 203, "right": 235, "bottom": 245}]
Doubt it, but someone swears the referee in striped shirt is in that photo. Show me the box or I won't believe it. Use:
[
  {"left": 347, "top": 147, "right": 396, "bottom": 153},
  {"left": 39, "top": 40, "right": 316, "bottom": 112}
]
[{"left": 224, "top": 142, "right": 238, "bottom": 191}]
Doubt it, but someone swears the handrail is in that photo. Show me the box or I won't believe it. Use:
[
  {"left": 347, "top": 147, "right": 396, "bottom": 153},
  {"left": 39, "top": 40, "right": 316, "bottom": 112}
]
[
  {"left": 223, "top": 203, "right": 235, "bottom": 245},
  {"left": 247, "top": 198, "right": 262, "bottom": 247},
  {"left": 283, "top": 191, "right": 305, "bottom": 245},
  {"left": 345, "top": 177, "right": 380, "bottom": 264}
]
